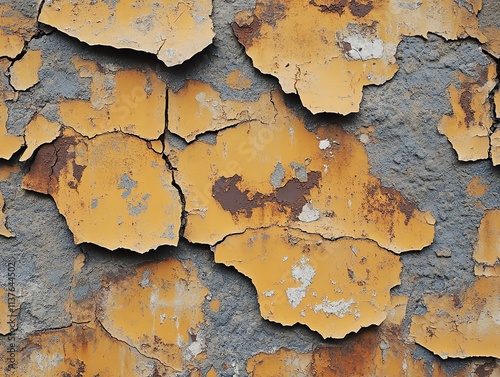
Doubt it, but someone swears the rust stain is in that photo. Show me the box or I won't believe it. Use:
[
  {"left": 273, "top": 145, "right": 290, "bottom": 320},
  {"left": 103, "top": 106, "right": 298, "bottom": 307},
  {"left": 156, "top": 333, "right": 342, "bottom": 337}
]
[
  {"left": 173, "top": 89, "right": 434, "bottom": 253},
  {"left": 8, "top": 49, "right": 43, "bottom": 91},
  {"left": 410, "top": 277, "right": 500, "bottom": 358},
  {"left": 22, "top": 128, "right": 182, "bottom": 253},
  {"left": 0, "top": 191, "right": 13, "bottom": 238},
  {"left": 467, "top": 177, "right": 488, "bottom": 198},
  {"left": 233, "top": 0, "right": 486, "bottom": 114},
  {"left": 97, "top": 259, "right": 209, "bottom": 370},
  {"left": 215, "top": 227, "right": 402, "bottom": 338},
  {"left": 438, "top": 63, "right": 496, "bottom": 161},
  {"left": 0, "top": 4, "right": 37, "bottom": 58},
  {"left": 473, "top": 210, "right": 500, "bottom": 277},
  {"left": 39, "top": 0, "right": 214, "bottom": 67},
  {"left": 19, "top": 114, "right": 61, "bottom": 162}
]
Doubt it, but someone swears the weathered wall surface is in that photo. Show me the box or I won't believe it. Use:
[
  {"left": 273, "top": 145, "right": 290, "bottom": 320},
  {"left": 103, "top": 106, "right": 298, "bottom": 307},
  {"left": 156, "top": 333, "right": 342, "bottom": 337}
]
[{"left": 0, "top": 0, "right": 499, "bottom": 376}]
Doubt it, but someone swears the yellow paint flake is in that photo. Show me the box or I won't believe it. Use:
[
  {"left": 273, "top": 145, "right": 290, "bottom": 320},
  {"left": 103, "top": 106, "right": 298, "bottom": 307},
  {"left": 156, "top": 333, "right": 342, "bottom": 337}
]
[
  {"left": 168, "top": 80, "right": 276, "bottom": 142},
  {"left": 0, "top": 287, "right": 17, "bottom": 335},
  {"left": 410, "top": 277, "right": 500, "bottom": 358},
  {"left": 39, "top": 0, "right": 214, "bottom": 67},
  {"left": 0, "top": 103, "right": 24, "bottom": 160},
  {"left": 233, "top": 0, "right": 485, "bottom": 115},
  {"left": 59, "top": 57, "right": 166, "bottom": 140},
  {"left": 438, "top": 63, "right": 497, "bottom": 161},
  {"left": 0, "top": 191, "right": 13, "bottom": 238},
  {"left": 8, "top": 49, "right": 43, "bottom": 91},
  {"left": 19, "top": 114, "right": 61, "bottom": 162},
  {"left": 490, "top": 129, "right": 500, "bottom": 166},
  {"left": 209, "top": 299, "right": 221, "bottom": 313},
  {"left": 466, "top": 177, "right": 488, "bottom": 198},
  {"left": 206, "top": 367, "right": 217, "bottom": 377},
  {"left": 473, "top": 210, "right": 500, "bottom": 277},
  {"left": 0, "top": 164, "right": 20, "bottom": 181},
  {"left": 5, "top": 322, "right": 174, "bottom": 377},
  {"left": 495, "top": 90, "right": 500, "bottom": 118},
  {"left": 0, "top": 4, "right": 37, "bottom": 58},
  {"left": 225, "top": 70, "right": 252, "bottom": 90},
  {"left": 98, "top": 259, "right": 209, "bottom": 370},
  {"left": 173, "top": 89, "right": 434, "bottom": 253},
  {"left": 22, "top": 128, "right": 182, "bottom": 253},
  {"left": 479, "top": 0, "right": 500, "bottom": 59},
  {"left": 215, "top": 227, "right": 402, "bottom": 338}
]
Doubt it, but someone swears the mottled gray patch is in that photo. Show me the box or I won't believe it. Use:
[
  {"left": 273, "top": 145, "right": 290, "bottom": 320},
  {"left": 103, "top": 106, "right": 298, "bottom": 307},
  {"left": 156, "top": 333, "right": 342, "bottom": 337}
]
[
  {"left": 270, "top": 162, "right": 285, "bottom": 188},
  {"left": 118, "top": 174, "right": 137, "bottom": 199}
]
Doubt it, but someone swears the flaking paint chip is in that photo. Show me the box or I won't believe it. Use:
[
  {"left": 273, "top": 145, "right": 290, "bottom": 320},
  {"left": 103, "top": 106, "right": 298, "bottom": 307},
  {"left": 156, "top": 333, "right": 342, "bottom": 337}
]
[
  {"left": 473, "top": 210, "right": 500, "bottom": 277},
  {"left": 39, "top": 0, "right": 215, "bottom": 67},
  {"left": 22, "top": 128, "right": 182, "bottom": 253},
  {"left": 8, "top": 49, "right": 43, "bottom": 91},
  {"left": 233, "top": 0, "right": 485, "bottom": 115},
  {"left": 19, "top": 114, "right": 61, "bottom": 162},
  {"left": 0, "top": 103, "right": 24, "bottom": 161},
  {"left": 0, "top": 4, "right": 37, "bottom": 58},
  {"left": 215, "top": 227, "right": 402, "bottom": 338}
]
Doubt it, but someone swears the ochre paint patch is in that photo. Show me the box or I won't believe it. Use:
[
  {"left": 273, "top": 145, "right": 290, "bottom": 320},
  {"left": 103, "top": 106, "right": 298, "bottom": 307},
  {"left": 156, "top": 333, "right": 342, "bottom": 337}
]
[
  {"left": 9, "top": 49, "right": 43, "bottom": 91},
  {"left": 0, "top": 103, "right": 24, "bottom": 161},
  {"left": 473, "top": 210, "right": 500, "bottom": 277},
  {"left": 466, "top": 177, "right": 488, "bottom": 198},
  {"left": 233, "top": 0, "right": 485, "bottom": 115},
  {"left": 59, "top": 57, "right": 166, "bottom": 140},
  {"left": 5, "top": 322, "right": 173, "bottom": 377},
  {"left": 38, "top": 0, "right": 214, "bottom": 67},
  {"left": 0, "top": 191, "right": 13, "bottom": 238},
  {"left": 168, "top": 80, "right": 276, "bottom": 142},
  {"left": 215, "top": 227, "right": 402, "bottom": 338},
  {"left": 410, "top": 277, "right": 500, "bottom": 359},
  {"left": 97, "top": 259, "right": 209, "bottom": 371},
  {"left": 0, "top": 4, "right": 37, "bottom": 58},
  {"left": 173, "top": 89, "right": 434, "bottom": 253},
  {"left": 226, "top": 70, "right": 252, "bottom": 90},
  {"left": 22, "top": 128, "right": 182, "bottom": 253},
  {"left": 19, "top": 114, "right": 61, "bottom": 162},
  {"left": 491, "top": 129, "right": 500, "bottom": 166},
  {"left": 438, "top": 63, "right": 496, "bottom": 161}
]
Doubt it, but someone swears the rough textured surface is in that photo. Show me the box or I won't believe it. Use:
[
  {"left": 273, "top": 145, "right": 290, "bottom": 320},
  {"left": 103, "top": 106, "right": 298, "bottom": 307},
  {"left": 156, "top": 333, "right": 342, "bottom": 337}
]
[
  {"left": 0, "top": 190, "right": 13, "bottom": 237},
  {"left": 0, "top": 3, "right": 37, "bottom": 58},
  {"left": 19, "top": 114, "right": 60, "bottom": 162},
  {"left": 473, "top": 210, "right": 500, "bottom": 276}
]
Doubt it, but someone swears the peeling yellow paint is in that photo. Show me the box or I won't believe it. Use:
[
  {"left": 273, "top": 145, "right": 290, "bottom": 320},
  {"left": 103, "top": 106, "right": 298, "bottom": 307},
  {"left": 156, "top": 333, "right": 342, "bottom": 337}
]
[
  {"left": 467, "top": 177, "right": 488, "bottom": 198},
  {"left": 59, "top": 57, "right": 166, "bottom": 140},
  {"left": 0, "top": 103, "right": 24, "bottom": 161},
  {"left": 206, "top": 366, "right": 217, "bottom": 377},
  {"left": 0, "top": 164, "right": 20, "bottom": 181},
  {"left": 0, "top": 59, "right": 17, "bottom": 102},
  {"left": 168, "top": 80, "right": 276, "bottom": 142},
  {"left": 19, "top": 114, "right": 61, "bottom": 162},
  {"left": 490, "top": 129, "right": 500, "bottom": 166},
  {"left": 149, "top": 139, "right": 164, "bottom": 154},
  {"left": 226, "top": 70, "right": 252, "bottom": 91},
  {"left": 438, "top": 63, "right": 496, "bottom": 161},
  {"left": 473, "top": 210, "right": 500, "bottom": 277},
  {"left": 410, "top": 277, "right": 500, "bottom": 358},
  {"left": 39, "top": 0, "right": 214, "bottom": 67},
  {"left": 173, "top": 89, "right": 434, "bottom": 253},
  {"left": 247, "top": 348, "right": 312, "bottom": 376},
  {"left": 0, "top": 191, "right": 13, "bottom": 238},
  {"left": 8, "top": 49, "right": 43, "bottom": 91},
  {"left": 0, "top": 287, "right": 16, "bottom": 335},
  {"left": 495, "top": 90, "right": 500, "bottom": 119},
  {"left": 6, "top": 322, "right": 174, "bottom": 376},
  {"left": 209, "top": 299, "right": 221, "bottom": 313},
  {"left": 98, "top": 259, "right": 209, "bottom": 370},
  {"left": 233, "top": 0, "right": 485, "bottom": 114},
  {"left": 215, "top": 227, "right": 402, "bottom": 338},
  {"left": 73, "top": 253, "right": 86, "bottom": 273},
  {"left": 0, "top": 4, "right": 37, "bottom": 58},
  {"left": 22, "top": 128, "right": 182, "bottom": 253}
]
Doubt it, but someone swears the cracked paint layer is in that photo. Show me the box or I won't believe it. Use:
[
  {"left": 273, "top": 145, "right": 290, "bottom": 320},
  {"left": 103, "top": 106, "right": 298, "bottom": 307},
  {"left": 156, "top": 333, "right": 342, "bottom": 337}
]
[
  {"left": 0, "top": 103, "right": 24, "bottom": 160},
  {"left": 0, "top": 190, "right": 13, "bottom": 237},
  {"left": 0, "top": 3, "right": 37, "bottom": 58},
  {"left": 490, "top": 129, "right": 500, "bottom": 166},
  {"left": 233, "top": 0, "right": 485, "bottom": 114},
  {"left": 215, "top": 227, "right": 402, "bottom": 338},
  {"left": 168, "top": 80, "right": 276, "bottom": 142},
  {"left": 38, "top": 0, "right": 214, "bottom": 67},
  {"left": 19, "top": 114, "right": 61, "bottom": 162},
  {"left": 97, "top": 259, "right": 209, "bottom": 371},
  {"left": 437, "top": 62, "right": 496, "bottom": 161},
  {"left": 22, "top": 128, "right": 182, "bottom": 252},
  {"left": 4, "top": 322, "right": 174, "bottom": 376},
  {"left": 478, "top": 0, "right": 500, "bottom": 58},
  {"left": 173, "top": 89, "right": 434, "bottom": 253},
  {"left": 473, "top": 210, "right": 500, "bottom": 277},
  {"left": 410, "top": 277, "right": 500, "bottom": 359},
  {"left": 59, "top": 57, "right": 166, "bottom": 140},
  {"left": 8, "top": 48, "right": 42, "bottom": 91}
]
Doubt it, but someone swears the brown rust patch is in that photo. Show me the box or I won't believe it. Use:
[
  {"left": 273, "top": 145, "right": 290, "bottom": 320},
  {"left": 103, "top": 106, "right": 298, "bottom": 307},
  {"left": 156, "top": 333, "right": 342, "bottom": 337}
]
[
  {"left": 459, "top": 89, "right": 474, "bottom": 127},
  {"left": 232, "top": 13, "right": 262, "bottom": 49},
  {"left": 309, "top": 0, "right": 348, "bottom": 14},
  {"left": 348, "top": 0, "right": 373, "bottom": 17}
]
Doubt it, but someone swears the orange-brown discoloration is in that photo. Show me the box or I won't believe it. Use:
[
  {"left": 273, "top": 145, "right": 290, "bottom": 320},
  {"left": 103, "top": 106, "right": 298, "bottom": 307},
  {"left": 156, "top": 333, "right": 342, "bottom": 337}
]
[
  {"left": 215, "top": 227, "right": 402, "bottom": 338},
  {"left": 98, "top": 259, "right": 209, "bottom": 370},
  {"left": 39, "top": 0, "right": 214, "bottom": 67},
  {"left": 233, "top": 0, "right": 485, "bottom": 114},
  {"left": 0, "top": 4, "right": 37, "bottom": 58},
  {"left": 19, "top": 114, "right": 61, "bottom": 162},
  {"left": 473, "top": 210, "right": 500, "bottom": 277},
  {"left": 247, "top": 348, "right": 313, "bottom": 376},
  {"left": 168, "top": 80, "right": 276, "bottom": 142},
  {"left": 438, "top": 63, "right": 496, "bottom": 161},
  {"left": 226, "top": 70, "right": 252, "bottom": 90},
  {"left": 0, "top": 191, "right": 13, "bottom": 238},
  {"left": 59, "top": 57, "right": 166, "bottom": 140},
  {"left": 9, "top": 49, "right": 43, "bottom": 91},
  {"left": 0, "top": 103, "right": 24, "bottom": 161},
  {"left": 173, "top": 89, "right": 434, "bottom": 253},
  {"left": 410, "top": 277, "right": 500, "bottom": 358},
  {"left": 0, "top": 287, "right": 17, "bottom": 334},
  {"left": 467, "top": 177, "right": 488, "bottom": 198},
  {"left": 22, "top": 128, "right": 182, "bottom": 253}
]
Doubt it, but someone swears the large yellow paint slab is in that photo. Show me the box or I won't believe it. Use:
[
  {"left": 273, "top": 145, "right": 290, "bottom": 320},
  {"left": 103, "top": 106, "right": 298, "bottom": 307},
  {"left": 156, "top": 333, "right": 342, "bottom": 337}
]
[
  {"left": 215, "top": 227, "right": 402, "bottom": 338},
  {"left": 0, "top": 103, "right": 24, "bottom": 161},
  {"left": 39, "top": 0, "right": 214, "bottom": 67},
  {"left": 168, "top": 80, "right": 276, "bottom": 142},
  {"left": 473, "top": 210, "right": 500, "bottom": 277},
  {"left": 0, "top": 4, "right": 37, "bottom": 58},
  {"left": 59, "top": 57, "right": 166, "bottom": 140},
  {"left": 98, "top": 259, "right": 209, "bottom": 371},
  {"left": 9, "top": 49, "right": 43, "bottom": 91},
  {"left": 410, "top": 277, "right": 500, "bottom": 359},
  {"left": 19, "top": 114, "right": 61, "bottom": 162},
  {"left": 173, "top": 89, "right": 434, "bottom": 253},
  {"left": 233, "top": 0, "right": 485, "bottom": 115},
  {"left": 438, "top": 63, "right": 496, "bottom": 161},
  {"left": 22, "top": 129, "right": 182, "bottom": 253}
]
